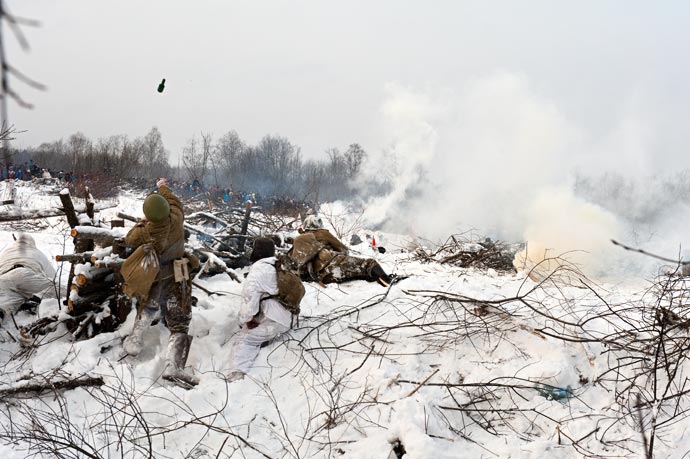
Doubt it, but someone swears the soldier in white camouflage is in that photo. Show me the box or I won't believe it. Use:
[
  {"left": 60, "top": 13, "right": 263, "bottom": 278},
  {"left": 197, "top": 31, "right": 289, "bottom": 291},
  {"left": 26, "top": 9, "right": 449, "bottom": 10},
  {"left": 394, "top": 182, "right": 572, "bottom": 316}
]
[{"left": 0, "top": 233, "right": 56, "bottom": 322}]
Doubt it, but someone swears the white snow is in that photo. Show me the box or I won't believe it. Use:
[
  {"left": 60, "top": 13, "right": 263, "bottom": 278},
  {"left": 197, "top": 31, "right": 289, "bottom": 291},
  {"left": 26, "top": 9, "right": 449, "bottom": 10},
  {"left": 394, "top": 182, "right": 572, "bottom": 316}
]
[{"left": 0, "top": 181, "right": 686, "bottom": 459}]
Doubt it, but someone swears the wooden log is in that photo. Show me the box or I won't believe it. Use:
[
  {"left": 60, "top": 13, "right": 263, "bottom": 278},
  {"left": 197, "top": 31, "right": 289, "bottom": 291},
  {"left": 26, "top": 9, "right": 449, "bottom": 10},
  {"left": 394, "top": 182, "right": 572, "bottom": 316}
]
[
  {"left": 74, "top": 268, "right": 113, "bottom": 287},
  {"left": 86, "top": 201, "right": 95, "bottom": 219},
  {"left": 184, "top": 223, "right": 228, "bottom": 246},
  {"left": 197, "top": 249, "right": 242, "bottom": 282},
  {"left": 117, "top": 211, "right": 138, "bottom": 223},
  {"left": 94, "top": 258, "right": 124, "bottom": 269},
  {"left": 187, "top": 211, "right": 231, "bottom": 227},
  {"left": 72, "top": 312, "right": 96, "bottom": 340},
  {"left": 19, "top": 315, "right": 59, "bottom": 341},
  {"left": 55, "top": 252, "right": 94, "bottom": 263},
  {"left": 71, "top": 226, "right": 118, "bottom": 247},
  {"left": 0, "top": 204, "right": 117, "bottom": 223},
  {"left": 59, "top": 189, "right": 79, "bottom": 228},
  {"left": 68, "top": 287, "right": 113, "bottom": 314},
  {"left": 0, "top": 209, "right": 68, "bottom": 222},
  {"left": 112, "top": 238, "right": 127, "bottom": 258},
  {"left": 84, "top": 186, "right": 95, "bottom": 219},
  {"left": 0, "top": 376, "right": 104, "bottom": 398},
  {"left": 238, "top": 201, "right": 253, "bottom": 251},
  {"left": 77, "top": 202, "right": 116, "bottom": 213},
  {"left": 194, "top": 247, "right": 242, "bottom": 260},
  {"left": 67, "top": 199, "right": 94, "bottom": 310},
  {"left": 74, "top": 269, "right": 112, "bottom": 288}
]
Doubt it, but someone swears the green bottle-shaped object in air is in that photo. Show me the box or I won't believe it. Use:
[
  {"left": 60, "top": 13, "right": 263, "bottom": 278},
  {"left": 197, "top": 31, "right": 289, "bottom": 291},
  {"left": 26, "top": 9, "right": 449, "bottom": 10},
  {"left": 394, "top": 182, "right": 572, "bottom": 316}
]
[{"left": 157, "top": 78, "right": 166, "bottom": 93}]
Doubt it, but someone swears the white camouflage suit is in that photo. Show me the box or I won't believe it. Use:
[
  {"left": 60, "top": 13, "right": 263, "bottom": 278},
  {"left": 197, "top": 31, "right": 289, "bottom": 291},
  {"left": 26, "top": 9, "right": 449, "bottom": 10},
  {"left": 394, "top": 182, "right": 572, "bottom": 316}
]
[
  {"left": 228, "top": 256, "right": 292, "bottom": 375},
  {"left": 0, "top": 233, "right": 56, "bottom": 319}
]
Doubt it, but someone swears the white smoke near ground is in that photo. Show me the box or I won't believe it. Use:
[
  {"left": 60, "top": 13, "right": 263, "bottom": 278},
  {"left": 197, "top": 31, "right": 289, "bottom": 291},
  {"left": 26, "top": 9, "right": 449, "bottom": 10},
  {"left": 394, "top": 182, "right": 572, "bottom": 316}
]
[
  {"left": 515, "top": 187, "right": 624, "bottom": 280},
  {"left": 358, "top": 74, "right": 689, "bottom": 279}
]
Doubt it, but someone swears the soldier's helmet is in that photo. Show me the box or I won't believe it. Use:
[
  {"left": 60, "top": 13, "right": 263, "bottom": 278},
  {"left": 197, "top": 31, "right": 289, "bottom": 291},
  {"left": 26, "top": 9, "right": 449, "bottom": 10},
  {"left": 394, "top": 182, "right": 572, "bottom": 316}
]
[
  {"left": 303, "top": 215, "right": 323, "bottom": 230},
  {"left": 143, "top": 193, "right": 170, "bottom": 222}
]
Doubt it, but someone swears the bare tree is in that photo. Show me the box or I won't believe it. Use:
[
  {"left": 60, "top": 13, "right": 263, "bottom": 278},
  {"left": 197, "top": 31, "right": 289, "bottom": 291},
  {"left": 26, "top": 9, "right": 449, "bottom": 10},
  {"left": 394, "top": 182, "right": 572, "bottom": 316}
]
[
  {"left": 344, "top": 143, "right": 366, "bottom": 178},
  {"left": 66, "top": 132, "right": 92, "bottom": 175},
  {"left": 182, "top": 132, "right": 211, "bottom": 185},
  {"left": 257, "top": 134, "right": 301, "bottom": 195},
  {"left": 215, "top": 129, "right": 245, "bottom": 188},
  {"left": 0, "top": 1, "right": 44, "bottom": 165},
  {"left": 139, "top": 127, "right": 167, "bottom": 178}
]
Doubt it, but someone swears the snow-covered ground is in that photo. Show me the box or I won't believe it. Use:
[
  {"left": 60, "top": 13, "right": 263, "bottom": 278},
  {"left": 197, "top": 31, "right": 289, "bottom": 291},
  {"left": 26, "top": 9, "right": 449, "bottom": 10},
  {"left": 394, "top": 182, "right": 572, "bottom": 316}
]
[{"left": 0, "top": 181, "right": 687, "bottom": 459}]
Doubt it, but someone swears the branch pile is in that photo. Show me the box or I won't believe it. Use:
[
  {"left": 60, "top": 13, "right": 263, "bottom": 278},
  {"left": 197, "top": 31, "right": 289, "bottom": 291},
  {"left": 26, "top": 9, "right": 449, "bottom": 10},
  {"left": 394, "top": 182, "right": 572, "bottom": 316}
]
[{"left": 413, "top": 233, "right": 520, "bottom": 272}]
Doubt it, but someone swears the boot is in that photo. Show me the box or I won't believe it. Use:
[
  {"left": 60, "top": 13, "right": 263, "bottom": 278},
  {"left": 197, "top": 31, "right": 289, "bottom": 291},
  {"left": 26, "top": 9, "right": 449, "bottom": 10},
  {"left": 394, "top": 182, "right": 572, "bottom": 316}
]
[
  {"left": 162, "top": 333, "right": 199, "bottom": 386},
  {"left": 122, "top": 308, "right": 156, "bottom": 356},
  {"left": 370, "top": 263, "right": 392, "bottom": 287}
]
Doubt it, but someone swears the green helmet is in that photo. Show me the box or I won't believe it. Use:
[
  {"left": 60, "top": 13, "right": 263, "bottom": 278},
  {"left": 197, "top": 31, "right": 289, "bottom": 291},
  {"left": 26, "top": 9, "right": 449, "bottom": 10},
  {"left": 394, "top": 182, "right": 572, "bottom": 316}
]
[{"left": 143, "top": 193, "right": 170, "bottom": 222}]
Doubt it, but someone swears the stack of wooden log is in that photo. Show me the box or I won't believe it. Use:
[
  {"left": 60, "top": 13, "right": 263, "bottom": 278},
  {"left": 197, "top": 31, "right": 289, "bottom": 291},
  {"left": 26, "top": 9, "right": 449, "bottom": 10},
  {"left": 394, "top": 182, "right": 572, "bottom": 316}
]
[{"left": 20, "top": 191, "right": 133, "bottom": 343}]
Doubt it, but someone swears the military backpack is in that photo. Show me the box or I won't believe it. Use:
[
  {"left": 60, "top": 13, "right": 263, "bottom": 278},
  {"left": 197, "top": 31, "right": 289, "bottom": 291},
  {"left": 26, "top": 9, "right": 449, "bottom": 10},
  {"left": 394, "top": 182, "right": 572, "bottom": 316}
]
[{"left": 120, "top": 243, "right": 160, "bottom": 305}]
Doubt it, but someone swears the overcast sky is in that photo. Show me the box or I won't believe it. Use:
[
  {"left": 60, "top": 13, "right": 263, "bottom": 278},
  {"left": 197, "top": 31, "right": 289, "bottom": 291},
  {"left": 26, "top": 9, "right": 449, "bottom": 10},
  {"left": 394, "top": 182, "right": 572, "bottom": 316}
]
[{"left": 4, "top": 0, "right": 690, "bottom": 166}]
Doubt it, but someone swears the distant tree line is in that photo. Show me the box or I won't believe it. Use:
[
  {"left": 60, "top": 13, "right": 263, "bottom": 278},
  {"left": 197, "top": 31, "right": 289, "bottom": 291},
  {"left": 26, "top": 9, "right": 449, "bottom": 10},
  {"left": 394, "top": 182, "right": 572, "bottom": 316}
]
[
  {"left": 9, "top": 127, "right": 371, "bottom": 203},
  {"left": 15, "top": 127, "right": 170, "bottom": 181}
]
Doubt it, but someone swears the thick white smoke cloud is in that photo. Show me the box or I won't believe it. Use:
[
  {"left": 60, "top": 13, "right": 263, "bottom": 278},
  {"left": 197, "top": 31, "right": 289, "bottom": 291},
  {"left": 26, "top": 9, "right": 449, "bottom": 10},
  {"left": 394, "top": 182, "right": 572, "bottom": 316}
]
[{"left": 358, "top": 74, "right": 678, "bottom": 278}]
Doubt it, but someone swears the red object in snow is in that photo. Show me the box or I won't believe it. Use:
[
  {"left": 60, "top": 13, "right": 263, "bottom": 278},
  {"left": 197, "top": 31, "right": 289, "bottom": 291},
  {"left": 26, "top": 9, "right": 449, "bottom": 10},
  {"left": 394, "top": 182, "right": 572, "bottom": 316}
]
[{"left": 372, "top": 236, "right": 377, "bottom": 247}]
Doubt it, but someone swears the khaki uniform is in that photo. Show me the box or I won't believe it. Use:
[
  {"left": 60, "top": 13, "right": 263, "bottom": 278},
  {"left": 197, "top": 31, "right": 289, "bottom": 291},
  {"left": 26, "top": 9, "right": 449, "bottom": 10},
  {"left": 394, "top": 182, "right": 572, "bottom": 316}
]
[
  {"left": 289, "top": 229, "right": 379, "bottom": 284},
  {"left": 125, "top": 185, "right": 192, "bottom": 334}
]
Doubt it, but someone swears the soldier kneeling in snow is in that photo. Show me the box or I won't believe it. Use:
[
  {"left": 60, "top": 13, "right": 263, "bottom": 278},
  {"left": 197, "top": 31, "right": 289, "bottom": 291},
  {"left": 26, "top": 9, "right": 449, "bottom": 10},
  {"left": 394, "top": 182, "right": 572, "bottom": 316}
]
[
  {"left": 0, "top": 233, "right": 56, "bottom": 322},
  {"left": 122, "top": 178, "right": 198, "bottom": 387},
  {"left": 288, "top": 215, "right": 393, "bottom": 286},
  {"left": 227, "top": 238, "right": 294, "bottom": 381}
]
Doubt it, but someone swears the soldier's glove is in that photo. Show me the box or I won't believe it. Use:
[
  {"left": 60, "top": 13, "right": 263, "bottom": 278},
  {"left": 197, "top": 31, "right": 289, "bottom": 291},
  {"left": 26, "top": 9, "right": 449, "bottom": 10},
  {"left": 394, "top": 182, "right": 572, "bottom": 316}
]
[{"left": 246, "top": 319, "right": 260, "bottom": 329}]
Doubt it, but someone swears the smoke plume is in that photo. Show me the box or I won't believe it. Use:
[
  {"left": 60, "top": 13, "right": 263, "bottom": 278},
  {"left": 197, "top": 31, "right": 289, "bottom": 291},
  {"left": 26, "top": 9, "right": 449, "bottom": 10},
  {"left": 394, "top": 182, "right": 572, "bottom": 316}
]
[{"left": 360, "top": 74, "right": 689, "bottom": 279}]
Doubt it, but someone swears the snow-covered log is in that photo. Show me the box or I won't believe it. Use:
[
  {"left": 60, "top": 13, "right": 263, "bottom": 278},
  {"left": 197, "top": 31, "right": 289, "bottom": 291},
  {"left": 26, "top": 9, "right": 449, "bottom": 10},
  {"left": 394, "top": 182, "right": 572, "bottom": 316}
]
[
  {"left": 0, "top": 376, "right": 104, "bottom": 398},
  {"left": 186, "top": 211, "right": 231, "bottom": 227},
  {"left": 74, "top": 269, "right": 112, "bottom": 287},
  {"left": 59, "top": 188, "right": 79, "bottom": 228},
  {"left": 238, "top": 202, "right": 253, "bottom": 250},
  {"left": 115, "top": 211, "right": 138, "bottom": 223},
  {"left": 0, "top": 208, "right": 76, "bottom": 222},
  {"left": 71, "top": 226, "right": 124, "bottom": 248},
  {"left": 55, "top": 252, "right": 95, "bottom": 263},
  {"left": 67, "top": 283, "right": 113, "bottom": 314},
  {"left": 93, "top": 258, "right": 124, "bottom": 269}
]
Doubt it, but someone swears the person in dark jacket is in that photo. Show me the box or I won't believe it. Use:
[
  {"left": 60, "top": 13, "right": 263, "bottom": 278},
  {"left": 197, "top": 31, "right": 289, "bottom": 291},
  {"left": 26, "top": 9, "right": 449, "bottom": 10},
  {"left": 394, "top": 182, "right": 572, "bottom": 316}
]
[{"left": 122, "top": 178, "right": 198, "bottom": 386}]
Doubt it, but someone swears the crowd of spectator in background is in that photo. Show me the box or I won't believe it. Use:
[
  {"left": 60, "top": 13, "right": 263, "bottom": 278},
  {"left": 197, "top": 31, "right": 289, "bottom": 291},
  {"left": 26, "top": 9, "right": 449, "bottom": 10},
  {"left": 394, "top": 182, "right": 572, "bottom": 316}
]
[
  {"left": 1, "top": 159, "right": 77, "bottom": 183},
  {"left": 120, "top": 178, "right": 315, "bottom": 216},
  {"left": 2, "top": 165, "right": 315, "bottom": 216}
]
